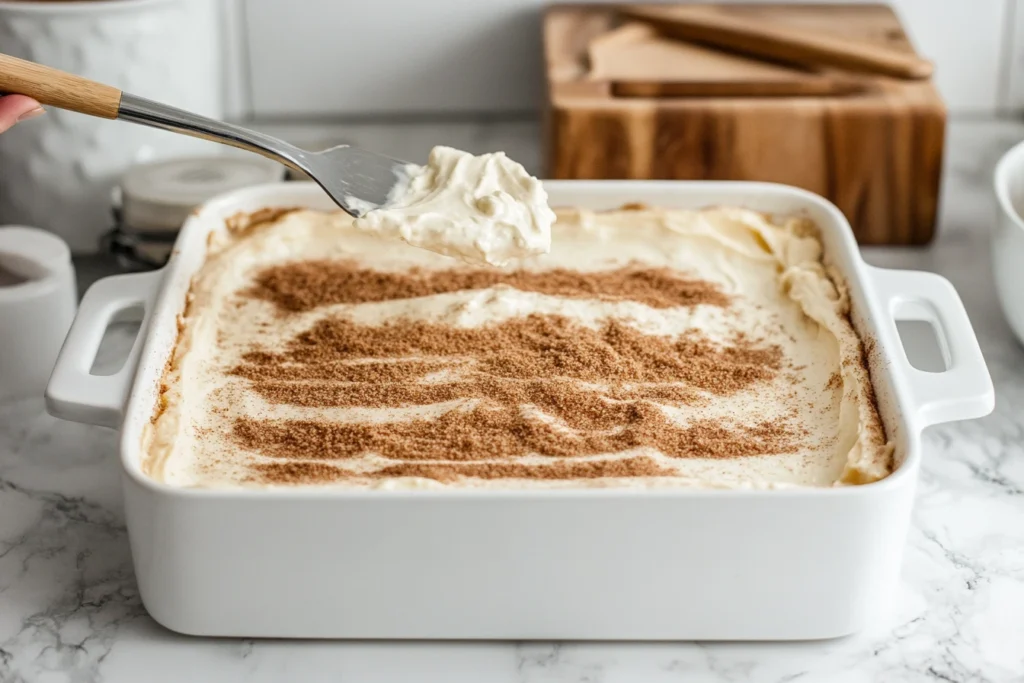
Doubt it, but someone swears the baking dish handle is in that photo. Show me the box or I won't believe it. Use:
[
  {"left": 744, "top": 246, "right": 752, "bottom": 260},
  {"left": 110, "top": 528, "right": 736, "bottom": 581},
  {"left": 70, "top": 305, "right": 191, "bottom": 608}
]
[
  {"left": 867, "top": 266, "right": 994, "bottom": 429},
  {"left": 45, "top": 270, "right": 163, "bottom": 429}
]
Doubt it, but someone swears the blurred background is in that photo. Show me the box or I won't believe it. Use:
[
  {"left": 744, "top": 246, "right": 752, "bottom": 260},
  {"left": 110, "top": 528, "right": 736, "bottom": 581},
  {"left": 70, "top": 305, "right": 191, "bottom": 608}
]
[
  {"left": 227, "top": 0, "right": 1009, "bottom": 118},
  {"left": 0, "top": 0, "right": 1013, "bottom": 260}
]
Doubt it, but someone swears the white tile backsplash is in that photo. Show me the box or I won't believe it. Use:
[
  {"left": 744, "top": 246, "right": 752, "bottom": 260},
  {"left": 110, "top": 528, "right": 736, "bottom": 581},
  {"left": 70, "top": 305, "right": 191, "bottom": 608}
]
[
  {"left": 244, "top": 0, "right": 543, "bottom": 116},
  {"left": 235, "top": 0, "right": 1022, "bottom": 118},
  {"left": 1001, "top": 0, "right": 1024, "bottom": 111},
  {"left": 889, "top": 0, "right": 1009, "bottom": 112},
  {"left": 218, "top": 0, "right": 250, "bottom": 120}
]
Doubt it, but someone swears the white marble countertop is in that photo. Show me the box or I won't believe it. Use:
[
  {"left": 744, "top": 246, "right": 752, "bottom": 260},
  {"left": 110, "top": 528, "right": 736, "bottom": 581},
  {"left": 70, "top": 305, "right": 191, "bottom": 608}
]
[{"left": 2, "top": 118, "right": 1023, "bottom": 682}]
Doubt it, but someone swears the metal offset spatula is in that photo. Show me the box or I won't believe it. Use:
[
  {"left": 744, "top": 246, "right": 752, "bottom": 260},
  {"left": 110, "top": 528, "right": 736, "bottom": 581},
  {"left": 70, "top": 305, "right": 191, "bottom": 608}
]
[{"left": 0, "top": 53, "right": 413, "bottom": 216}]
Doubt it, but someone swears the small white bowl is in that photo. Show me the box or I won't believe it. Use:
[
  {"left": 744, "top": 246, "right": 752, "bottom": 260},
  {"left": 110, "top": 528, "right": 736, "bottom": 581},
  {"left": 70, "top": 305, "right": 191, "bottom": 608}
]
[
  {"left": 993, "top": 141, "right": 1024, "bottom": 345},
  {"left": 0, "top": 226, "right": 76, "bottom": 401}
]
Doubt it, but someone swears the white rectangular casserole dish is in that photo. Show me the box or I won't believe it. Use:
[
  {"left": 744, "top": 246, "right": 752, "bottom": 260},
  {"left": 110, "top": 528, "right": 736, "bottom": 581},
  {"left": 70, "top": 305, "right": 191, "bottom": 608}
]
[{"left": 45, "top": 181, "right": 994, "bottom": 640}]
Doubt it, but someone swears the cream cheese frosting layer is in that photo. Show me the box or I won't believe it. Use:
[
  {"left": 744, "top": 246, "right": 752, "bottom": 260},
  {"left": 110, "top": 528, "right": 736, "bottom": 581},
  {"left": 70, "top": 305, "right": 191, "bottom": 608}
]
[{"left": 143, "top": 206, "right": 893, "bottom": 490}]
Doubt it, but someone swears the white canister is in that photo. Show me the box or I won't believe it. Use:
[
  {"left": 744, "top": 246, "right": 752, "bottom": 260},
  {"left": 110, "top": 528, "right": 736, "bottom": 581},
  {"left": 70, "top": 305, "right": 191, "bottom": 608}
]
[{"left": 0, "top": 0, "right": 224, "bottom": 254}]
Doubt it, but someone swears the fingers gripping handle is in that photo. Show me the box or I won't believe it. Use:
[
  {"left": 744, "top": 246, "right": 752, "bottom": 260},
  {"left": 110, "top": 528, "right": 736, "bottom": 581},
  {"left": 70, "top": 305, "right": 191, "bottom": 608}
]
[{"left": 0, "top": 52, "right": 122, "bottom": 119}]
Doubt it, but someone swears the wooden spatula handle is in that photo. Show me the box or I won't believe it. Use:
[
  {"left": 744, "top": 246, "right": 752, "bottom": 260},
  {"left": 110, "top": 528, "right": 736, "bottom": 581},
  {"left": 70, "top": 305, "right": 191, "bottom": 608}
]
[{"left": 0, "top": 53, "right": 122, "bottom": 119}]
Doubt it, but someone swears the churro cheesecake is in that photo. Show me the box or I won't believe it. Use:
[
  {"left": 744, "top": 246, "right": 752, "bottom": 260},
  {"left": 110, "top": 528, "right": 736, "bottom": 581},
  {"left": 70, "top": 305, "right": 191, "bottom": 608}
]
[{"left": 143, "top": 172, "right": 892, "bottom": 490}]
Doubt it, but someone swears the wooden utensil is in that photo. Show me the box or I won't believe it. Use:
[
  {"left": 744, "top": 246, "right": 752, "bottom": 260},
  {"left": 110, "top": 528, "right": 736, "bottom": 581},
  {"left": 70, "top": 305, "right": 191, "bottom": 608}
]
[
  {"left": 0, "top": 52, "right": 413, "bottom": 217},
  {"left": 619, "top": 4, "right": 934, "bottom": 80},
  {"left": 588, "top": 22, "right": 868, "bottom": 98}
]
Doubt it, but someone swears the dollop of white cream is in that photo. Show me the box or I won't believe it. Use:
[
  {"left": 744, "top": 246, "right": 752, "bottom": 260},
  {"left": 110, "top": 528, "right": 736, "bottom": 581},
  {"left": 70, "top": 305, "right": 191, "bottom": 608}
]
[{"left": 353, "top": 146, "right": 555, "bottom": 266}]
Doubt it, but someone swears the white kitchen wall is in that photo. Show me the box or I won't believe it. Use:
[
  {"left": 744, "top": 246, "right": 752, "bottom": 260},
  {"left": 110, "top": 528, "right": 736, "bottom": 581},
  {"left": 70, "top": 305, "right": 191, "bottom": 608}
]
[
  {"left": 1002, "top": 0, "right": 1024, "bottom": 110},
  {"left": 231, "top": 0, "right": 1021, "bottom": 118},
  {"left": 219, "top": 0, "right": 250, "bottom": 120}
]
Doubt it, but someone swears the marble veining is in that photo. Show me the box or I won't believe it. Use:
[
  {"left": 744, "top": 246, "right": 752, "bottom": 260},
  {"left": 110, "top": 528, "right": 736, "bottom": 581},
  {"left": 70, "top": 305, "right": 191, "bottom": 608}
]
[{"left": 1, "top": 118, "right": 1023, "bottom": 682}]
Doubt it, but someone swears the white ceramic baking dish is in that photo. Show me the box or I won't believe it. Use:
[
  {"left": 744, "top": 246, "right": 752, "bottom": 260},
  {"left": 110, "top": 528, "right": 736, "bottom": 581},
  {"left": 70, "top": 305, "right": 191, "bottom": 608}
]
[{"left": 45, "top": 181, "right": 994, "bottom": 640}]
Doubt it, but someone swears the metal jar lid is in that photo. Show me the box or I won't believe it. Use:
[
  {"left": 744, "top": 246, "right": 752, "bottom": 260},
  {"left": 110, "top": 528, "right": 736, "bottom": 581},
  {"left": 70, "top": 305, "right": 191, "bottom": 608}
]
[{"left": 105, "top": 155, "right": 286, "bottom": 269}]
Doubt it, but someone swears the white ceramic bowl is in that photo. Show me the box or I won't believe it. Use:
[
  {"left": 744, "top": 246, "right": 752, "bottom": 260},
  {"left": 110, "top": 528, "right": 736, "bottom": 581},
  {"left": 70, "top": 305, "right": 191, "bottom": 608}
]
[
  {"left": 0, "top": 226, "right": 76, "bottom": 401},
  {"left": 45, "top": 181, "right": 994, "bottom": 640},
  {"left": 994, "top": 140, "right": 1024, "bottom": 345}
]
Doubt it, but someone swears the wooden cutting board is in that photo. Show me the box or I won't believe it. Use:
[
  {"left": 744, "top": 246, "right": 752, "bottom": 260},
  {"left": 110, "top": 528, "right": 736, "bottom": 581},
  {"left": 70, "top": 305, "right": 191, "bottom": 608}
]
[{"left": 543, "top": 4, "right": 946, "bottom": 245}]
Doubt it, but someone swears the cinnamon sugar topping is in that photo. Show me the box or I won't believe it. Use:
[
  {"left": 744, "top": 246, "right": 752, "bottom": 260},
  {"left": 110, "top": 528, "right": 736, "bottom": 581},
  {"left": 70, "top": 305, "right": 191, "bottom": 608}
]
[
  {"left": 235, "top": 408, "right": 796, "bottom": 465},
  {"left": 231, "top": 303, "right": 792, "bottom": 485},
  {"left": 233, "top": 315, "right": 781, "bottom": 394},
  {"left": 248, "top": 260, "right": 730, "bottom": 312},
  {"left": 144, "top": 205, "right": 895, "bottom": 489},
  {"left": 253, "top": 456, "right": 676, "bottom": 486}
]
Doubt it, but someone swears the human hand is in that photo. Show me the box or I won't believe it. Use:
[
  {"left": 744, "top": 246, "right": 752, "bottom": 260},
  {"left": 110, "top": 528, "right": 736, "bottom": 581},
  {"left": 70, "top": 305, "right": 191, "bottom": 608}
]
[{"left": 0, "top": 95, "right": 43, "bottom": 133}]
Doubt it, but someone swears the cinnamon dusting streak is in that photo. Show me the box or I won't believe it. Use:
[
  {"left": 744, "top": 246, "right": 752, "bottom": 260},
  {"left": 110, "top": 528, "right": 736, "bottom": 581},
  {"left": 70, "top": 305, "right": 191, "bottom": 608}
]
[{"left": 249, "top": 260, "right": 730, "bottom": 312}]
